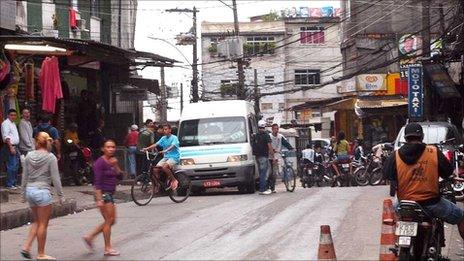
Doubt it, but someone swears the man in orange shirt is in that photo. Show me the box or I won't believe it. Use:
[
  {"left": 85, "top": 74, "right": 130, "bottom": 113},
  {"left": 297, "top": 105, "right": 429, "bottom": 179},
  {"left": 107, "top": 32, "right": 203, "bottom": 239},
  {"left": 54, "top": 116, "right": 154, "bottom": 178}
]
[{"left": 384, "top": 123, "right": 464, "bottom": 240}]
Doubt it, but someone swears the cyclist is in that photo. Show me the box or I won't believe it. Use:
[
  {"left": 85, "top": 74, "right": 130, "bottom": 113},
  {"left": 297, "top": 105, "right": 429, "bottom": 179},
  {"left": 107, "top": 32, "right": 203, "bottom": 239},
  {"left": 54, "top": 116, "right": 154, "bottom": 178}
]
[
  {"left": 269, "top": 123, "right": 293, "bottom": 193},
  {"left": 143, "top": 124, "right": 179, "bottom": 190}
]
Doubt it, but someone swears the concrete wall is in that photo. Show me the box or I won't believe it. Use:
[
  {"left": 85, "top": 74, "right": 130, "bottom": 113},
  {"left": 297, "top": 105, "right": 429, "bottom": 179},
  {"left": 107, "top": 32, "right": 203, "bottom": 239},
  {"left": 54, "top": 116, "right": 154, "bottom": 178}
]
[
  {"left": 111, "top": 0, "right": 137, "bottom": 49},
  {"left": 283, "top": 19, "right": 343, "bottom": 121}
]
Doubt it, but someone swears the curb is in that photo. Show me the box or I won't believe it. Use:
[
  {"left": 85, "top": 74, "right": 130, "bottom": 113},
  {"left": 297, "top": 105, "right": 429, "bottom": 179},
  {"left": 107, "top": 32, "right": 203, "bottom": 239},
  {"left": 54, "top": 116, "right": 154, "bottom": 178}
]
[
  {"left": 0, "top": 200, "right": 77, "bottom": 231},
  {"left": 0, "top": 189, "right": 8, "bottom": 203}
]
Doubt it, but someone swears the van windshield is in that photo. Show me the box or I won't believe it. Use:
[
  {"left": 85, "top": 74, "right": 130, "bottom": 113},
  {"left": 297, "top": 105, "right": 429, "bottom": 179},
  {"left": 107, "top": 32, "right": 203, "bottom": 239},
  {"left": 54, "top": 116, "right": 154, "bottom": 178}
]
[{"left": 179, "top": 117, "right": 247, "bottom": 147}]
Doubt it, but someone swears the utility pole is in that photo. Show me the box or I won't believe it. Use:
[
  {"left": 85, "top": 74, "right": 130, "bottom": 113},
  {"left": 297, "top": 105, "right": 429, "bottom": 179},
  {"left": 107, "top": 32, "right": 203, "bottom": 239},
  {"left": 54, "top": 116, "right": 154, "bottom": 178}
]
[
  {"left": 166, "top": 7, "right": 199, "bottom": 103},
  {"left": 232, "top": 0, "right": 246, "bottom": 100},
  {"left": 180, "top": 83, "right": 184, "bottom": 114},
  {"left": 421, "top": 0, "right": 431, "bottom": 121},
  {"left": 253, "top": 69, "right": 260, "bottom": 116},
  {"left": 160, "top": 66, "right": 167, "bottom": 122}
]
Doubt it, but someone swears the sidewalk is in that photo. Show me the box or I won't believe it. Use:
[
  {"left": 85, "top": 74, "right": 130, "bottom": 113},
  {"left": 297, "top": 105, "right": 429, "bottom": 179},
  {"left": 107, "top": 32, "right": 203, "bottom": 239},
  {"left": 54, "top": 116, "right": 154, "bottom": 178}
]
[{"left": 0, "top": 184, "right": 133, "bottom": 231}]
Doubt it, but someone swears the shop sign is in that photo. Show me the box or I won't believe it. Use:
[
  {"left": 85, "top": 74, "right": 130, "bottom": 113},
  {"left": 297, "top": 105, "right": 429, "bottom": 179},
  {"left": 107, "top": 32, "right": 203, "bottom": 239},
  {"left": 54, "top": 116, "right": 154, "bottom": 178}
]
[
  {"left": 280, "top": 6, "right": 341, "bottom": 18},
  {"left": 407, "top": 66, "right": 423, "bottom": 118},
  {"left": 337, "top": 78, "right": 356, "bottom": 94},
  {"left": 119, "top": 89, "right": 147, "bottom": 101},
  {"left": 356, "top": 74, "right": 386, "bottom": 92}
]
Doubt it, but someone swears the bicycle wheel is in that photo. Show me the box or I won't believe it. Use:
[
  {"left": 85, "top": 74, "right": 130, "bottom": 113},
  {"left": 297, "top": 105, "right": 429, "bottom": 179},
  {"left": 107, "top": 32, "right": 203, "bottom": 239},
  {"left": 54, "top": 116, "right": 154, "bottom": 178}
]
[
  {"left": 169, "top": 171, "right": 191, "bottom": 203},
  {"left": 284, "top": 167, "right": 296, "bottom": 192},
  {"left": 131, "top": 174, "right": 155, "bottom": 206}
]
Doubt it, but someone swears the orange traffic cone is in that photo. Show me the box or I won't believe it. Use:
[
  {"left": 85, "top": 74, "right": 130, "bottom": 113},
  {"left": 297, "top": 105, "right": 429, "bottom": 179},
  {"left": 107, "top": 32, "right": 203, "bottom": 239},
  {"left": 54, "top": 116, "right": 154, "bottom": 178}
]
[
  {"left": 379, "top": 199, "right": 397, "bottom": 261},
  {"left": 317, "top": 225, "right": 337, "bottom": 261},
  {"left": 382, "top": 198, "right": 396, "bottom": 225}
]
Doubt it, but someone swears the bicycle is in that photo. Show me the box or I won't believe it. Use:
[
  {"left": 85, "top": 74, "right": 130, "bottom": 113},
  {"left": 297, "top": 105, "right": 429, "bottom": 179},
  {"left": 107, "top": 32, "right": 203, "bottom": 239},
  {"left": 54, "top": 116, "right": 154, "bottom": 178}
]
[
  {"left": 131, "top": 151, "right": 191, "bottom": 206},
  {"left": 281, "top": 150, "right": 296, "bottom": 192}
]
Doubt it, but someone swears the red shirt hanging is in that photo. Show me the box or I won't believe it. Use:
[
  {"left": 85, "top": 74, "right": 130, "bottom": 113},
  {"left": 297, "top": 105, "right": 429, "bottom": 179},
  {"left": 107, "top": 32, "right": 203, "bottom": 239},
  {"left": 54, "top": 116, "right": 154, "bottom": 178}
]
[{"left": 39, "top": 56, "right": 63, "bottom": 114}]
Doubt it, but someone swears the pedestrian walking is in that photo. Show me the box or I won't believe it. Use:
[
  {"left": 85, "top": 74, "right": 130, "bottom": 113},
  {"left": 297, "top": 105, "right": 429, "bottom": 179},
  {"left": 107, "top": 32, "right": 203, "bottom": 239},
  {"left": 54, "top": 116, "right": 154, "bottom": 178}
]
[
  {"left": 83, "top": 139, "right": 122, "bottom": 256},
  {"left": 1, "top": 109, "right": 20, "bottom": 189},
  {"left": 18, "top": 108, "right": 35, "bottom": 155},
  {"left": 268, "top": 123, "right": 293, "bottom": 193},
  {"left": 20, "top": 132, "right": 64, "bottom": 260},
  {"left": 252, "top": 120, "right": 274, "bottom": 195},
  {"left": 124, "top": 124, "right": 139, "bottom": 178}
]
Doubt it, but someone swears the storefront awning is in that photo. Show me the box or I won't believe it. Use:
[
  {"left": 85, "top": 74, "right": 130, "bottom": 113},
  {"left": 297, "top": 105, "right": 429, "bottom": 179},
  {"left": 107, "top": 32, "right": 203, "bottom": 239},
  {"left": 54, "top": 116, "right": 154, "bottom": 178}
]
[
  {"left": 129, "top": 76, "right": 160, "bottom": 95},
  {"left": 354, "top": 96, "right": 408, "bottom": 117},
  {"left": 290, "top": 97, "right": 345, "bottom": 111},
  {"left": 0, "top": 35, "right": 178, "bottom": 67},
  {"left": 322, "top": 98, "right": 357, "bottom": 112}
]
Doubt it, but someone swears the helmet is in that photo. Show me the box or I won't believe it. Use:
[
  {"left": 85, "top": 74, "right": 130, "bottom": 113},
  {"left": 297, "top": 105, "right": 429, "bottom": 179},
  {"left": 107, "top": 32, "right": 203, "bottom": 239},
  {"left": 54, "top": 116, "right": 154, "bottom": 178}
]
[{"left": 258, "top": 120, "right": 266, "bottom": 128}]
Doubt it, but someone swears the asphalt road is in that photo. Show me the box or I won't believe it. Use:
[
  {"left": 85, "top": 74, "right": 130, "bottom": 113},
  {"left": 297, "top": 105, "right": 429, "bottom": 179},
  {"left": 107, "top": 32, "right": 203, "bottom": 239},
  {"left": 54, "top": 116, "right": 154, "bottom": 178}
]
[{"left": 0, "top": 185, "right": 461, "bottom": 260}]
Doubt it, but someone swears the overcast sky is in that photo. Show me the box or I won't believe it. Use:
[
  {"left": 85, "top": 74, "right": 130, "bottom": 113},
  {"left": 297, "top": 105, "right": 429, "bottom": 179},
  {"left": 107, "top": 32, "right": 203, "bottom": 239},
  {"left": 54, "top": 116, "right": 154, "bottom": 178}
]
[{"left": 134, "top": 1, "right": 341, "bottom": 121}]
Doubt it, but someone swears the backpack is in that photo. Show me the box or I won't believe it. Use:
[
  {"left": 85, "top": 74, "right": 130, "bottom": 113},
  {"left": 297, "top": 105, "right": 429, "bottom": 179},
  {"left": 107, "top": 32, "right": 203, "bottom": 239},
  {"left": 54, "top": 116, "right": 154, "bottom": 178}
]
[{"left": 34, "top": 125, "right": 53, "bottom": 139}]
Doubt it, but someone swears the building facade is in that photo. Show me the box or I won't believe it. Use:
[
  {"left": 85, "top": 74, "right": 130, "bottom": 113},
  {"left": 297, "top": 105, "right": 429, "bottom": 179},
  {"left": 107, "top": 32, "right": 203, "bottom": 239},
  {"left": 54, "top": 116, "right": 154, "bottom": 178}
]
[{"left": 200, "top": 17, "right": 342, "bottom": 125}]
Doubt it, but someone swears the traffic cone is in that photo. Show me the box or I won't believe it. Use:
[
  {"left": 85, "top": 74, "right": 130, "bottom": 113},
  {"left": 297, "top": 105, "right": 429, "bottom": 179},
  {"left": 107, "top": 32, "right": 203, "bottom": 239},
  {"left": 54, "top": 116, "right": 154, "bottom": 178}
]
[
  {"left": 379, "top": 199, "right": 397, "bottom": 261},
  {"left": 382, "top": 198, "right": 396, "bottom": 225},
  {"left": 317, "top": 225, "right": 336, "bottom": 261}
]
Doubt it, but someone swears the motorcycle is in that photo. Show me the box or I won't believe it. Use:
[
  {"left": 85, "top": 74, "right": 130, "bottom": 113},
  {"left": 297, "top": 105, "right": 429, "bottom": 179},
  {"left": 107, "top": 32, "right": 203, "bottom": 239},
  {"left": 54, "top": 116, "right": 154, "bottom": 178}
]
[
  {"left": 63, "top": 139, "right": 94, "bottom": 185},
  {"left": 439, "top": 140, "right": 464, "bottom": 202},
  {"left": 300, "top": 160, "right": 327, "bottom": 188},
  {"left": 394, "top": 180, "right": 454, "bottom": 261},
  {"left": 369, "top": 143, "right": 393, "bottom": 186},
  {"left": 331, "top": 157, "right": 352, "bottom": 187}
]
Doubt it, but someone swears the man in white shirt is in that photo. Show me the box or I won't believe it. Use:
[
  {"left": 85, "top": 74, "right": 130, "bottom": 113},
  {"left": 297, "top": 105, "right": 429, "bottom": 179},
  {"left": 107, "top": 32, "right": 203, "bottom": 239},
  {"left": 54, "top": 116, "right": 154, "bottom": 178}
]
[
  {"left": 269, "top": 124, "right": 294, "bottom": 193},
  {"left": 1, "top": 109, "right": 20, "bottom": 189}
]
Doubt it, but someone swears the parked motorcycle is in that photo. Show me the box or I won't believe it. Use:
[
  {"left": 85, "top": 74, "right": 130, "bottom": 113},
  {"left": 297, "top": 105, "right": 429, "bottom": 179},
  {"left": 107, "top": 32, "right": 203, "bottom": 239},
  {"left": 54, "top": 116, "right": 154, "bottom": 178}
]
[
  {"left": 439, "top": 140, "right": 464, "bottom": 202},
  {"left": 394, "top": 180, "right": 454, "bottom": 261},
  {"left": 63, "top": 139, "right": 93, "bottom": 185},
  {"left": 353, "top": 154, "right": 373, "bottom": 186},
  {"left": 369, "top": 143, "right": 393, "bottom": 186}
]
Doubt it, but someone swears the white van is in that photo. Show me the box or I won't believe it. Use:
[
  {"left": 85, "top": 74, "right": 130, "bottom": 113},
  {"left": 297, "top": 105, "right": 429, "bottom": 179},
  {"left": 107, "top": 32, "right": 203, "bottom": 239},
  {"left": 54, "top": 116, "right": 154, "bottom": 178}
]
[{"left": 178, "top": 100, "right": 258, "bottom": 193}]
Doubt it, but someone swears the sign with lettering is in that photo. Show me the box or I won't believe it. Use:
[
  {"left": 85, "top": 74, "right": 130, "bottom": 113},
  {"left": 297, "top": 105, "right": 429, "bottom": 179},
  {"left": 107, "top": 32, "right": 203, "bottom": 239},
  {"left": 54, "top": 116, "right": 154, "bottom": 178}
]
[
  {"left": 408, "top": 66, "right": 423, "bottom": 118},
  {"left": 356, "top": 74, "right": 387, "bottom": 92}
]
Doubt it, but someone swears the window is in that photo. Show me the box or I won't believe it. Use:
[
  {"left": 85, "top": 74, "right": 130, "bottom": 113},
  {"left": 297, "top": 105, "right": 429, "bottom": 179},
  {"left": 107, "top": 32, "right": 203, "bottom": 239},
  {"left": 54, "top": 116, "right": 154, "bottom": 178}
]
[
  {"left": 178, "top": 117, "right": 247, "bottom": 147},
  {"left": 294, "top": 69, "right": 321, "bottom": 85},
  {"left": 261, "top": 103, "right": 273, "bottom": 111},
  {"left": 264, "top": 75, "right": 275, "bottom": 84},
  {"left": 278, "top": 103, "right": 285, "bottom": 111},
  {"left": 245, "top": 36, "right": 275, "bottom": 55},
  {"left": 300, "top": 26, "right": 325, "bottom": 44},
  {"left": 90, "top": 0, "right": 100, "bottom": 17}
]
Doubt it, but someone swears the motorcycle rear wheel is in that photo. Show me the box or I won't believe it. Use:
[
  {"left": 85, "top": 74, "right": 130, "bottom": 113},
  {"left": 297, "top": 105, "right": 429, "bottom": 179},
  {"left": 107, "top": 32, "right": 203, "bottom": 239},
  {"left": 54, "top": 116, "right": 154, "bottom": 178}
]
[
  {"left": 354, "top": 168, "right": 370, "bottom": 186},
  {"left": 369, "top": 168, "right": 383, "bottom": 186}
]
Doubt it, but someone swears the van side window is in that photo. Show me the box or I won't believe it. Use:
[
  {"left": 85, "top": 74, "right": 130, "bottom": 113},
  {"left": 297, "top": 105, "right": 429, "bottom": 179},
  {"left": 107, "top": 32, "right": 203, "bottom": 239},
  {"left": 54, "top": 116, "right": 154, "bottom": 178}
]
[{"left": 248, "top": 115, "right": 257, "bottom": 136}]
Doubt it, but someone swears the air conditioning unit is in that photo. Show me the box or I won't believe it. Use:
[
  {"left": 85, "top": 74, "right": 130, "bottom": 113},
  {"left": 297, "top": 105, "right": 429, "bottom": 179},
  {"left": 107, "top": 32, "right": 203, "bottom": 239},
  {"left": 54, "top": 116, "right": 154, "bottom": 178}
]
[{"left": 76, "top": 19, "right": 89, "bottom": 32}]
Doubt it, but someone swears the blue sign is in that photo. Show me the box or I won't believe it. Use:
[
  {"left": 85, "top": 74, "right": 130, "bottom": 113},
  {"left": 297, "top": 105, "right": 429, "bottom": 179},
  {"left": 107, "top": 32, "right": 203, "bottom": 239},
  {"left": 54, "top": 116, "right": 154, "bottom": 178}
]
[{"left": 408, "top": 66, "right": 423, "bottom": 118}]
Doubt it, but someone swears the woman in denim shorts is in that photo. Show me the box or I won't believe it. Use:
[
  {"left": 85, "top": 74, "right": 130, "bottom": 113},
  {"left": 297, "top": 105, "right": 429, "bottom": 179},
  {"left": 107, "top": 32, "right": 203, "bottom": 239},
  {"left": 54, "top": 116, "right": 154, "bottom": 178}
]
[
  {"left": 83, "top": 139, "right": 123, "bottom": 256},
  {"left": 20, "top": 132, "right": 64, "bottom": 260}
]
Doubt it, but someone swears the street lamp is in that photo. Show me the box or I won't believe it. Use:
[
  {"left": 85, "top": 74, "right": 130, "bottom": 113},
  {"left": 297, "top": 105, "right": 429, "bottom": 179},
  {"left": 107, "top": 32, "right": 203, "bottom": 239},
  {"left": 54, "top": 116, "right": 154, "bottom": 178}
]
[{"left": 147, "top": 36, "right": 192, "bottom": 66}]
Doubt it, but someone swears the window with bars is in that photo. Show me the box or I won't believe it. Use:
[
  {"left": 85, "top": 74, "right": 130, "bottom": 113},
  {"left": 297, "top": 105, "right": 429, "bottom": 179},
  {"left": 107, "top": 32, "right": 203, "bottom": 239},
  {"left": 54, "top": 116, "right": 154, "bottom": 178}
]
[
  {"left": 264, "top": 75, "right": 275, "bottom": 84},
  {"left": 245, "top": 36, "right": 275, "bottom": 55},
  {"left": 261, "top": 103, "right": 273, "bottom": 111},
  {"left": 300, "top": 26, "right": 325, "bottom": 44},
  {"left": 294, "top": 69, "right": 321, "bottom": 85}
]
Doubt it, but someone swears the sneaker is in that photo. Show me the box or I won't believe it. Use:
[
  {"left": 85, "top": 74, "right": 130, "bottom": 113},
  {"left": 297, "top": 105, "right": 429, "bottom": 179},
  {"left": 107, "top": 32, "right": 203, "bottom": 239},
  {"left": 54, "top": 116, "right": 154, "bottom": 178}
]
[
  {"left": 259, "top": 189, "right": 272, "bottom": 195},
  {"left": 271, "top": 190, "right": 276, "bottom": 193}
]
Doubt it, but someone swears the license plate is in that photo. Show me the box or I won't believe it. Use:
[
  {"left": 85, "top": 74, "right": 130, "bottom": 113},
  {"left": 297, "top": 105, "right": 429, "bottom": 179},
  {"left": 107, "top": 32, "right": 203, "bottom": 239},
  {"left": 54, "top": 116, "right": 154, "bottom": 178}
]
[
  {"left": 395, "top": 221, "right": 418, "bottom": 237},
  {"left": 307, "top": 169, "right": 312, "bottom": 175},
  {"left": 203, "top": 180, "right": 221, "bottom": 188},
  {"left": 342, "top": 164, "right": 350, "bottom": 168},
  {"left": 398, "top": 236, "right": 412, "bottom": 247},
  {"left": 70, "top": 152, "right": 78, "bottom": 157}
]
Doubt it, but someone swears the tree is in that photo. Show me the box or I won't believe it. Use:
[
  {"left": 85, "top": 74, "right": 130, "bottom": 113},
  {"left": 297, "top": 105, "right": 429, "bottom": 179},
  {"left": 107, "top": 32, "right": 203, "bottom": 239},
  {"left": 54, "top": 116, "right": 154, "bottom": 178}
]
[{"left": 261, "top": 11, "right": 280, "bottom": 22}]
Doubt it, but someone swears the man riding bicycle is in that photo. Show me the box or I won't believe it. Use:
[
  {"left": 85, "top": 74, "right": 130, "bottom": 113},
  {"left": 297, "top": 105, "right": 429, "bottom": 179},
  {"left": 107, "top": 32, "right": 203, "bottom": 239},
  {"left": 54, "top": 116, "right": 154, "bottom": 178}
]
[{"left": 143, "top": 124, "right": 179, "bottom": 190}]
